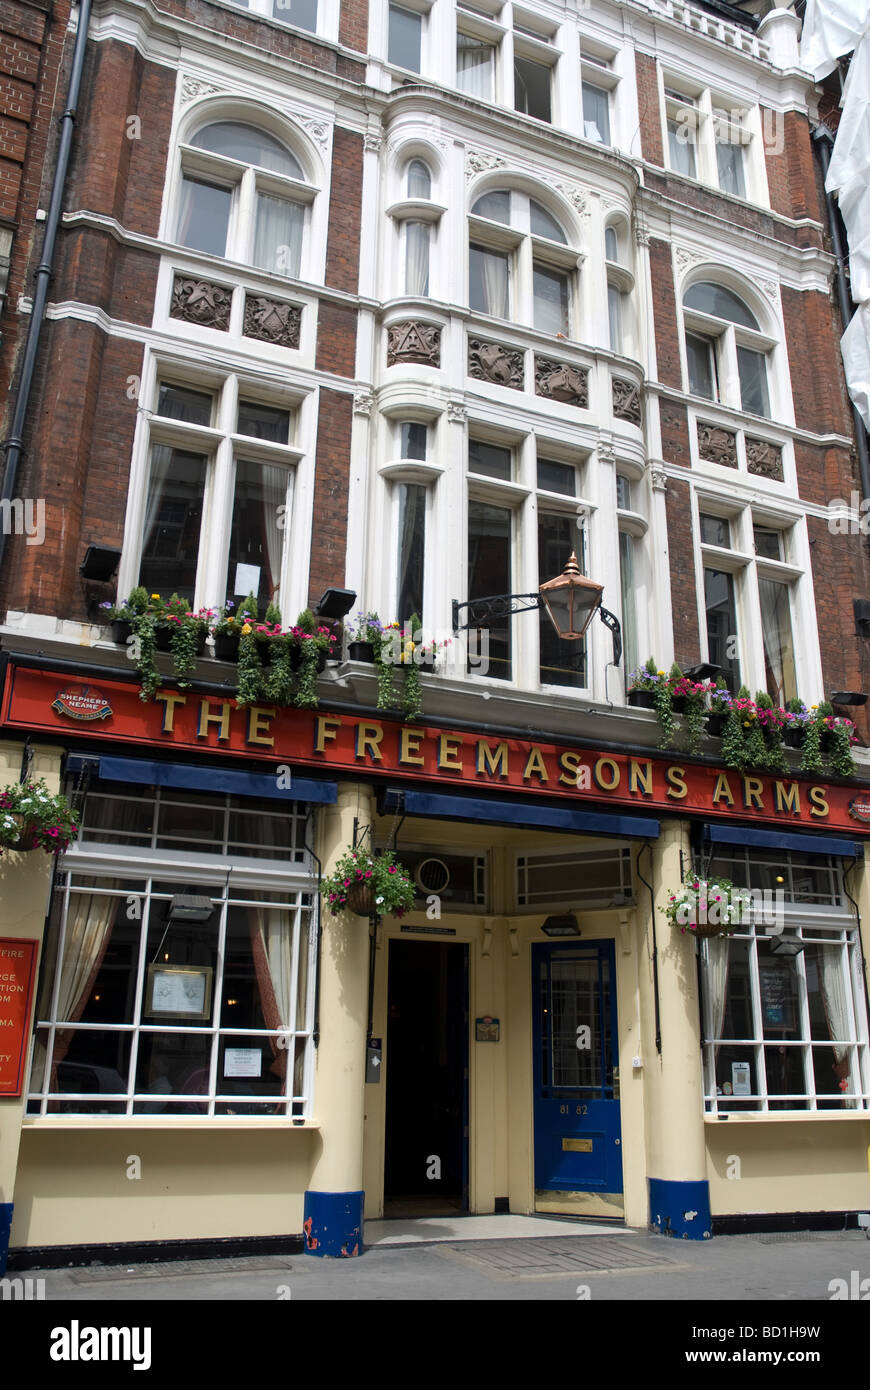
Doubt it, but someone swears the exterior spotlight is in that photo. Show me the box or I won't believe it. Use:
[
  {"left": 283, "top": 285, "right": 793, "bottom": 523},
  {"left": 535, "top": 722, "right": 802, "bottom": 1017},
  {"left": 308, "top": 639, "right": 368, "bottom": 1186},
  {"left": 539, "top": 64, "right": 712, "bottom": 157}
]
[
  {"left": 684, "top": 662, "right": 722, "bottom": 681},
  {"left": 79, "top": 545, "right": 121, "bottom": 582},
  {"left": 315, "top": 588, "right": 357, "bottom": 620},
  {"left": 167, "top": 894, "right": 214, "bottom": 924},
  {"left": 767, "top": 934, "right": 806, "bottom": 958},
  {"left": 830, "top": 692, "right": 867, "bottom": 706},
  {"left": 541, "top": 913, "right": 580, "bottom": 937}
]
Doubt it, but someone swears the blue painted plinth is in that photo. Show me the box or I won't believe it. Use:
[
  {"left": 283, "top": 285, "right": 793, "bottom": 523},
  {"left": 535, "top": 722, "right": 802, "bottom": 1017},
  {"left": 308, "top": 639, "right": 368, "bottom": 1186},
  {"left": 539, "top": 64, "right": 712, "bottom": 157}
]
[
  {"left": 648, "top": 1178, "right": 712, "bottom": 1240},
  {"left": 0, "top": 1202, "right": 12, "bottom": 1275},
  {"left": 302, "top": 1190, "right": 364, "bottom": 1257}
]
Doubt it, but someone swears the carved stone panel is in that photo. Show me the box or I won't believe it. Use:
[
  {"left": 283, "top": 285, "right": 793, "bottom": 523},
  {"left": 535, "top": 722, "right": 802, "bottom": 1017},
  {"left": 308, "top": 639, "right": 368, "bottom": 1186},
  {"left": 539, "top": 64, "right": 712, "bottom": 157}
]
[
  {"left": 534, "top": 356, "right": 588, "bottom": 407},
  {"left": 467, "top": 338, "right": 524, "bottom": 390},
  {"left": 387, "top": 321, "right": 442, "bottom": 367},
  {"left": 243, "top": 296, "right": 302, "bottom": 349},
  {"left": 171, "top": 276, "right": 232, "bottom": 331},
  {"left": 612, "top": 377, "right": 642, "bottom": 426},
  {"left": 697, "top": 422, "right": 738, "bottom": 468},
  {"left": 746, "top": 437, "right": 784, "bottom": 481}
]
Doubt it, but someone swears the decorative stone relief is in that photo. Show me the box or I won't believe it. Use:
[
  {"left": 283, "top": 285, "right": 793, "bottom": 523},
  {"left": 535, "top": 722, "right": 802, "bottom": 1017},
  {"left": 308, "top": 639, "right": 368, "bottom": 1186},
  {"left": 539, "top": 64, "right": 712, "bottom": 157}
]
[
  {"left": 634, "top": 225, "right": 652, "bottom": 247},
  {"left": 387, "top": 320, "right": 442, "bottom": 367},
  {"left": 674, "top": 246, "right": 701, "bottom": 277},
  {"left": 649, "top": 461, "right": 668, "bottom": 492},
  {"left": 181, "top": 76, "right": 220, "bottom": 105},
  {"left": 447, "top": 401, "right": 468, "bottom": 423},
  {"left": 697, "top": 422, "right": 738, "bottom": 468},
  {"left": 364, "top": 131, "right": 382, "bottom": 154},
  {"left": 553, "top": 181, "right": 590, "bottom": 219},
  {"left": 295, "top": 115, "right": 330, "bottom": 153},
  {"left": 746, "top": 437, "right": 784, "bottom": 481},
  {"left": 758, "top": 278, "right": 780, "bottom": 304},
  {"left": 243, "top": 296, "right": 301, "bottom": 348},
  {"left": 171, "top": 276, "right": 232, "bottom": 331},
  {"left": 534, "top": 356, "right": 589, "bottom": 407},
  {"left": 465, "top": 149, "right": 506, "bottom": 179},
  {"left": 612, "top": 378, "right": 642, "bottom": 426},
  {"left": 468, "top": 338, "right": 524, "bottom": 390},
  {"left": 353, "top": 391, "right": 373, "bottom": 416}
]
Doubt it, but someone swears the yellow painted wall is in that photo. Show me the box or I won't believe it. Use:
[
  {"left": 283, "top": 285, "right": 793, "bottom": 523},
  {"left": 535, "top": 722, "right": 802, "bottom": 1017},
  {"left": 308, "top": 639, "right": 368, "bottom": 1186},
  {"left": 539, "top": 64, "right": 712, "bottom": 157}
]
[
  {"left": 12, "top": 1126, "right": 316, "bottom": 1246},
  {"left": 707, "top": 1121, "right": 870, "bottom": 1214}
]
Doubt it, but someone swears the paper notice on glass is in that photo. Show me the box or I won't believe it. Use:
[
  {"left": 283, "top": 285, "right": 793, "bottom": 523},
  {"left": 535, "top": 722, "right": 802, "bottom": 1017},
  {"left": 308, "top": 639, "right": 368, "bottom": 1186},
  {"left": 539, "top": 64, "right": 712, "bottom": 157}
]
[
  {"left": 731, "top": 1061, "right": 751, "bottom": 1097},
  {"left": 224, "top": 1047, "right": 262, "bottom": 1078},
  {"left": 234, "top": 563, "right": 260, "bottom": 597}
]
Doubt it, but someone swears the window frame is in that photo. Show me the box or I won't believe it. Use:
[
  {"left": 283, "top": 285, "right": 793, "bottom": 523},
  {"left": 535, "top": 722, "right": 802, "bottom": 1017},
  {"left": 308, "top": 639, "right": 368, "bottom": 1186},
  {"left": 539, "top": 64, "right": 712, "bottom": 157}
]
[
  {"left": 661, "top": 77, "right": 766, "bottom": 206},
  {"left": 467, "top": 188, "right": 579, "bottom": 336},
  {"left": 681, "top": 282, "right": 777, "bottom": 421}
]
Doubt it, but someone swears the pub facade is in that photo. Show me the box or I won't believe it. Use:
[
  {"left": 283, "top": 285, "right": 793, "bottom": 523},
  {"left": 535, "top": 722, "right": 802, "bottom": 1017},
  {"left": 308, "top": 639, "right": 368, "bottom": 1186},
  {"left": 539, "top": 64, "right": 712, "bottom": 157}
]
[{"left": 1, "top": 0, "right": 869, "bottom": 1267}]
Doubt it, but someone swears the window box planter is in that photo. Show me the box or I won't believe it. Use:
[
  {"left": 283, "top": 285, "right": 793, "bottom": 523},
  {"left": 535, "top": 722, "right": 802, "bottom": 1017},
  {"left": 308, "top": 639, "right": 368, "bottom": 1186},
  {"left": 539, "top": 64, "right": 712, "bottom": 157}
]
[
  {"left": 783, "top": 727, "right": 804, "bottom": 749},
  {"left": 627, "top": 689, "right": 656, "bottom": 710},
  {"left": 706, "top": 712, "right": 727, "bottom": 737},
  {"left": 348, "top": 641, "right": 375, "bottom": 663},
  {"left": 110, "top": 618, "right": 133, "bottom": 646},
  {"left": 213, "top": 631, "right": 240, "bottom": 663}
]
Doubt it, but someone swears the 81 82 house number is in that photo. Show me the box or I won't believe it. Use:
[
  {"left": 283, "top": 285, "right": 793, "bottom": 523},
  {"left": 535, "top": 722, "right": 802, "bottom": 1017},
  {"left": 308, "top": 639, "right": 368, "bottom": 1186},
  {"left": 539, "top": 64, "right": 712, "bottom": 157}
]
[{"left": 560, "top": 1104, "right": 588, "bottom": 1115}]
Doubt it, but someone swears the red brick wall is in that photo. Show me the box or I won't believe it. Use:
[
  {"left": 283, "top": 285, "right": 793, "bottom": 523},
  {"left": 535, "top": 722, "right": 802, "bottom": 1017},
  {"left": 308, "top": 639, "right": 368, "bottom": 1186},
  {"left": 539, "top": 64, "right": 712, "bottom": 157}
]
[
  {"left": 66, "top": 39, "right": 175, "bottom": 237},
  {"left": 1, "top": 321, "right": 143, "bottom": 619},
  {"left": 781, "top": 286, "right": 853, "bottom": 439},
  {"left": 661, "top": 401, "right": 692, "bottom": 470},
  {"left": 339, "top": 0, "right": 369, "bottom": 53},
  {"left": 665, "top": 476, "right": 700, "bottom": 665},
  {"left": 644, "top": 169, "right": 823, "bottom": 251},
  {"left": 808, "top": 513, "right": 870, "bottom": 734},
  {"left": 635, "top": 52, "right": 663, "bottom": 167},
  {"left": 763, "top": 109, "right": 825, "bottom": 225},
  {"left": 0, "top": 0, "right": 47, "bottom": 219},
  {"left": 309, "top": 388, "right": 351, "bottom": 605},
  {"left": 316, "top": 300, "right": 357, "bottom": 377},
  {"left": 156, "top": 0, "right": 365, "bottom": 82},
  {"left": 325, "top": 127, "right": 362, "bottom": 294},
  {"left": 649, "top": 236, "right": 681, "bottom": 391}
]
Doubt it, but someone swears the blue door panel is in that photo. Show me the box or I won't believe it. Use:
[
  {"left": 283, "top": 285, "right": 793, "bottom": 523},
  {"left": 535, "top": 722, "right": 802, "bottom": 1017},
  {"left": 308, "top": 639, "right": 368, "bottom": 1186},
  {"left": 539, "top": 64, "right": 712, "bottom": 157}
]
[{"left": 532, "top": 941, "right": 622, "bottom": 1196}]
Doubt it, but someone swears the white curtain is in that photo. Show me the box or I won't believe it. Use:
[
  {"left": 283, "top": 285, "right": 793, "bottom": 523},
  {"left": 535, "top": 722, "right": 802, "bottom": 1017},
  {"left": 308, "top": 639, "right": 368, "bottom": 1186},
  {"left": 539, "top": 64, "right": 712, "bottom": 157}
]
[
  {"left": 30, "top": 888, "right": 118, "bottom": 1095},
  {"left": 481, "top": 248, "right": 508, "bottom": 318},
  {"left": 254, "top": 194, "right": 303, "bottom": 278},
  {"left": 405, "top": 222, "right": 430, "bottom": 296},
  {"left": 261, "top": 464, "right": 288, "bottom": 608},
  {"left": 142, "top": 445, "right": 173, "bottom": 561},
  {"left": 705, "top": 936, "right": 730, "bottom": 1065},
  {"left": 817, "top": 945, "right": 851, "bottom": 1065},
  {"left": 457, "top": 38, "right": 494, "bottom": 99}
]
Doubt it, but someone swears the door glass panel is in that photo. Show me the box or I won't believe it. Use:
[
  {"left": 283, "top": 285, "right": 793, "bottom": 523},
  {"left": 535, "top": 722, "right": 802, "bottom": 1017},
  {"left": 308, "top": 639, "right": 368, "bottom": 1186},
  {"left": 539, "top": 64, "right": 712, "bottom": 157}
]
[{"left": 540, "top": 954, "right": 611, "bottom": 1093}]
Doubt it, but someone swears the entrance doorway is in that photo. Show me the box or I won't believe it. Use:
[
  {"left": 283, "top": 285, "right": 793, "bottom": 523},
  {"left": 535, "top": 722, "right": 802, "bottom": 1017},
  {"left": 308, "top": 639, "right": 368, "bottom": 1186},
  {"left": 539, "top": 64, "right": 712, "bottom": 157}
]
[
  {"left": 532, "top": 940, "right": 624, "bottom": 1218},
  {"left": 383, "top": 939, "right": 468, "bottom": 1217}
]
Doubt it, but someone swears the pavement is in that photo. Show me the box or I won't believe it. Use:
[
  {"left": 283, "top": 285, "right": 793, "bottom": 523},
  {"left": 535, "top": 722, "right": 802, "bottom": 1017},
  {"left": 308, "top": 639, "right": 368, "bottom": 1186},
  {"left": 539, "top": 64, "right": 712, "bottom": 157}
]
[{"left": 12, "top": 1216, "right": 870, "bottom": 1302}]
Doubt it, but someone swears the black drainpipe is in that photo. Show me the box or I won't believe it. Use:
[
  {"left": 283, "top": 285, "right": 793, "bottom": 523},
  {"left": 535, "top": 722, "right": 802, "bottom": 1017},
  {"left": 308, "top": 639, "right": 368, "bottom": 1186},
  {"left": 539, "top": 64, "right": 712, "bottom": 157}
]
[
  {"left": 0, "top": 0, "right": 93, "bottom": 576},
  {"left": 811, "top": 124, "right": 870, "bottom": 513}
]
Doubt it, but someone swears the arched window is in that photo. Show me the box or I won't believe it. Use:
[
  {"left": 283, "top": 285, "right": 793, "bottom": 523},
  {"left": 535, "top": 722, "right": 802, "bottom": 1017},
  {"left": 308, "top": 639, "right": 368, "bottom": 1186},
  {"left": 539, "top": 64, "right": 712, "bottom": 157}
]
[
  {"left": 177, "top": 120, "right": 312, "bottom": 279},
  {"left": 682, "top": 280, "right": 772, "bottom": 418},
  {"left": 468, "top": 189, "right": 575, "bottom": 335},
  {"left": 407, "top": 159, "right": 431, "bottom": 198}
]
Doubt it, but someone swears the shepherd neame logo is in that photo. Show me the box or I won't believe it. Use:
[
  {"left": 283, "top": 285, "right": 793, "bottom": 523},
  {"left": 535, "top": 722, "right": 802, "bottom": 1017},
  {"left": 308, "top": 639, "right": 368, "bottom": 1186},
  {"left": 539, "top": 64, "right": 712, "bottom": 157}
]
[{"left": 49, "top": 1320, "right": 152, "bottom": 1371}]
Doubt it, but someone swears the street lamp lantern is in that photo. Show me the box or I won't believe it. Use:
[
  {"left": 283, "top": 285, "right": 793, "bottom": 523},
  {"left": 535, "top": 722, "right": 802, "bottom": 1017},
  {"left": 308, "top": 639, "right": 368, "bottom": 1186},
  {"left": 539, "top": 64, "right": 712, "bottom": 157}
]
[{"left": 538, "top": 552, "right": 604, "bottom": 643}]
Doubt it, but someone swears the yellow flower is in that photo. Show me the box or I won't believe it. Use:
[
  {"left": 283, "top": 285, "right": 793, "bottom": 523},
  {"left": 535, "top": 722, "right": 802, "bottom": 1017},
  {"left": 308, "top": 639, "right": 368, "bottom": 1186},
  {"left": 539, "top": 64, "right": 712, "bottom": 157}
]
[
  {"left": 151, "top": 593, "right": 160, "bottom": 600},
  {"left": 226, "top": 617, "right": 235, "bottom": 626},
  {"left": 241, "top": 623, "right": 252, "bottom": 635},
  {"left": 657, "top": 669, "right": 665, "bottom": 675}
]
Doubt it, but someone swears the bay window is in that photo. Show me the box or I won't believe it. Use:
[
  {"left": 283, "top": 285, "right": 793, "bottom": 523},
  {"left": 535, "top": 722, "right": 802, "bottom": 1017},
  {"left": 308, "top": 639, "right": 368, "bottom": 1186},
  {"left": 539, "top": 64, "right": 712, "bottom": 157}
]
[
  {"left": 468, "top": 189, "right": 577, "bottom": 336},
  {"left": 176, "top": 122, "right": 312, "bottom": 281},
  {"left": 701, "top": 851, "right": 868, "bottom": 1114},
  {"left": 29, "top": 784, "right": 316, "bottom": 1118},
  {"left": 137, "top": 374, "right": 300, "bottom": 614},
  {"left": 682, "top": 282, "right": 773, "bottom": 420}
]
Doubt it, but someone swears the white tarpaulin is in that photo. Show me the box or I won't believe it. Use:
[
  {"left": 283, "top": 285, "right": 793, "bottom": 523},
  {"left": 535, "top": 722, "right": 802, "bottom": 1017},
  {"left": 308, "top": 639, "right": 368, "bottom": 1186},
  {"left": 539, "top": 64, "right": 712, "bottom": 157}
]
[
  {"left": 801, "top": 0, "right": 870, "bottom": 429},
  {"left": 800, "top": 0, "right": 870, "bottom": 79}
]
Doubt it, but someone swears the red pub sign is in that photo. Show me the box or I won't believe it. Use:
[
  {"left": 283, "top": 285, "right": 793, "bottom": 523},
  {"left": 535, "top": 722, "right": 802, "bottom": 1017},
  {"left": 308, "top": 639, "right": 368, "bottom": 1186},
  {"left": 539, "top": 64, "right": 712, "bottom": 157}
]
[
  {"left": 2, "top": 665, "right": 870, "bottom": 836},
  {"left": 0, "top": 937, "right": 38, "bottom": 1098}
]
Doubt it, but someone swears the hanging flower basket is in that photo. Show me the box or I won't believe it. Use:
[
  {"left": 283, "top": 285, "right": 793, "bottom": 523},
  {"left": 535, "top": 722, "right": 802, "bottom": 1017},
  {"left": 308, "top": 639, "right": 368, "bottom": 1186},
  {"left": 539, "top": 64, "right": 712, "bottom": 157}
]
[
  {"left": 0, "top": 781, "right": 79, "bottom": 855},
  {"left": 322, "top": 846, "right": 416, "bottom": 919},
  {"left": 214, "top": 631, "right": 240, "bottom": 662},
  {"left": 659, "top": 877, "right": 745, "bottom": 939},
  {"left": 345, "top": 879, "right": 378, "bottom": 915},
  {"left": 347, "top": 640, "right": 375, "bottom": 663},
  {"left": 627, "top": 688, "right": 657, "bottom": 710}
]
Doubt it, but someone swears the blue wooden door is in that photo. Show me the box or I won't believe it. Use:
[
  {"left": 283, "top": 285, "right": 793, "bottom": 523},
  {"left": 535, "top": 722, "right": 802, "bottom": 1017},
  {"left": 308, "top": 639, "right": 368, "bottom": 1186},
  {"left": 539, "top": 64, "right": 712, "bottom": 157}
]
[{"left": 532, "top": 941, "right": 623, "bottom": 1208}]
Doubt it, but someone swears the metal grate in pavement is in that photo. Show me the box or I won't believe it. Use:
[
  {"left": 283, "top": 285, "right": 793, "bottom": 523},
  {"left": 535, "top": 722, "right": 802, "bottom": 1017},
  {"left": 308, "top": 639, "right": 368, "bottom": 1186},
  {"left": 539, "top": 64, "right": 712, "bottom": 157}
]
[
  {"left": 65, "top": 1255, "right": 293, "bottom": 1283},
  {"left": 434, "top": 1236, "right": 681, "bottom": 1278},
  {"left": 752, "top": 1231, "right": 864, "bottom": 1245}
]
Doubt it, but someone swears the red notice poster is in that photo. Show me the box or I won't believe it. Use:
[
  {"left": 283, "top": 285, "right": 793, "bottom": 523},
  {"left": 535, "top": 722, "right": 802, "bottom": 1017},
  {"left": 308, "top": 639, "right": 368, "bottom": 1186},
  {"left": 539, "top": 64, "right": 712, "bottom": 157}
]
[{"left": 0, "top": 938, "right": 38, "bottom": 1097}]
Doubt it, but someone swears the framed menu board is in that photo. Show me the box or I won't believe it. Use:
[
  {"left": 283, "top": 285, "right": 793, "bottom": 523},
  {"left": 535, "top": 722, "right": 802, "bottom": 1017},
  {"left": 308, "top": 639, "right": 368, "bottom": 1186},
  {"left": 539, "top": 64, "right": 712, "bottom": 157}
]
[
  {"left": 0, "top": 937, "right": 38, "bottom": 1097},
  {"left": 759, "top": 959, "right": 797, "bottom": 1033}
]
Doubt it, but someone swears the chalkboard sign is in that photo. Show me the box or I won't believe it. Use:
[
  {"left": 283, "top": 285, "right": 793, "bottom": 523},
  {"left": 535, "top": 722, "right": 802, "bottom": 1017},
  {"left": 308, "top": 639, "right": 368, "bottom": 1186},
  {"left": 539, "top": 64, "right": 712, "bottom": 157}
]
[{"left": 759, "top": 960, "right": 796, "bottom": 1032}]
